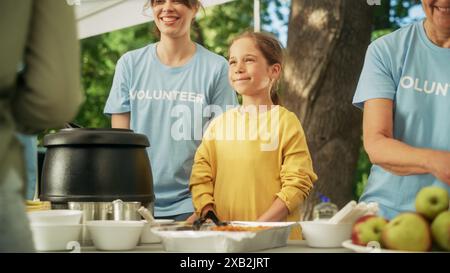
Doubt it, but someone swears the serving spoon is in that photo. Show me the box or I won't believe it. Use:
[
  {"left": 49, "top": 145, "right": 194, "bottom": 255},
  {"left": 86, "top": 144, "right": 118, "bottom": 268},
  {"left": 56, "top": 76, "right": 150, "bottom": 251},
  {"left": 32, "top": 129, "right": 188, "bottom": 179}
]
[{"left": 138, "top": 206, "right": 159, "bottom": 227}]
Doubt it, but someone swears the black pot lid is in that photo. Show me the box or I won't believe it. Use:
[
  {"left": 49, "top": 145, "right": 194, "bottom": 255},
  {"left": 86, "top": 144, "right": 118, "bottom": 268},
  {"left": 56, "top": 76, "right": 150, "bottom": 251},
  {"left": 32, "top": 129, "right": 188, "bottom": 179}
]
[{"left": 43, "top": 128, "right": 150, "bottom": 147}]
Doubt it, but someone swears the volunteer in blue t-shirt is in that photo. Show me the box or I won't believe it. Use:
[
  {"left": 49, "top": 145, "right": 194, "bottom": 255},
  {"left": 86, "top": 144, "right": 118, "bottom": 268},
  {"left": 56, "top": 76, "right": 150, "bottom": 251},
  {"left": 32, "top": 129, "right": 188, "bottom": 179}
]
[
  {"left": 353, "top": 1, "right": 450, "bottom": 219},
  {"left": 104, "top": 0, "right": 237, "bottom": 221}
]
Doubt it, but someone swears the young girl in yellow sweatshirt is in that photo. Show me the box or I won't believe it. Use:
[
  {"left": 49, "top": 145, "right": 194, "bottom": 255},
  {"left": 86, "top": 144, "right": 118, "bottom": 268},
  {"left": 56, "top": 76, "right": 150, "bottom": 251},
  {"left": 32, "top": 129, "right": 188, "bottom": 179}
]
[{"left": 189, "top": 32, "right": 317, "bottom": 238}]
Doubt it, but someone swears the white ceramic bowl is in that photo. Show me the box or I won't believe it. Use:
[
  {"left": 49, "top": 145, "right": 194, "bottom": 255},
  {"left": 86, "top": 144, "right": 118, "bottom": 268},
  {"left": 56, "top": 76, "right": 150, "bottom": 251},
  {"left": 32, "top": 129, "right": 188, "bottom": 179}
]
[
  {"left": 31, "top": 223, "right": 82, "bottom": 251},
  {"left": 28, "top": 210, "right": 82, "bottom": 225},
  {"left": 140, "top": 219, "right": 175, "bottom": 244},
  {"left": 299, "top": 221, "right": 353, "bottom": 248},
  {"left": 86, "top": 220, "right": 145, "bottom": 251}
]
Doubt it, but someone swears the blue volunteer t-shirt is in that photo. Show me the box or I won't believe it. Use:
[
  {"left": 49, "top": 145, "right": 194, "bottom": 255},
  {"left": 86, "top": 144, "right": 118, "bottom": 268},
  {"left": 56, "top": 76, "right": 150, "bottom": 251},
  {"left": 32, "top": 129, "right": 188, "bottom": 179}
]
[
  {"left": 353, "top": 20, "right": 450, "bottom": 219},
  {"left": 104, "top": 43, "right": 238, "bottom": 217}
]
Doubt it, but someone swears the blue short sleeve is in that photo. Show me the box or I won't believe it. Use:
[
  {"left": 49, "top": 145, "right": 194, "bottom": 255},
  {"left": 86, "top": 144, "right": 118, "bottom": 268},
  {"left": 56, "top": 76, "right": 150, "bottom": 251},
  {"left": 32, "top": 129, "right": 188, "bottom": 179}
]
[
  {"left": 104, "top": 55, "right": 131, "bottom": 115},
  {"left": 352, "top": 42, "right": 397, "bottom": 109}
]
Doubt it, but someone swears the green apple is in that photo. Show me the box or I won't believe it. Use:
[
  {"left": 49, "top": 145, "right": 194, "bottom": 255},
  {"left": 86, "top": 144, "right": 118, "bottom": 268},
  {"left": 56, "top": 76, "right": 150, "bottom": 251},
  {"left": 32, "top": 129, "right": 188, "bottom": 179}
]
[
  {"left": 351, "top": 215, "right": 388, "bottom": 246},
  {"left": 415, "top": 186, "right": 449, "bottom": 221},
  {"left": 431, "top": 211, "right": 450, "bottom": 251},
  {"left": 381, "top": 213, "right": 432, "bottom": 252}
]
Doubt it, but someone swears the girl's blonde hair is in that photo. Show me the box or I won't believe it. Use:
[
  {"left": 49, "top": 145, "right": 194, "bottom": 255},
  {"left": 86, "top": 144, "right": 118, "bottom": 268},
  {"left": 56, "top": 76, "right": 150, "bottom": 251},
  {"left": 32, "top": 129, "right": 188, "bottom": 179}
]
[{"left": 229, "top": 31, "right": 284, "bottom": 105}]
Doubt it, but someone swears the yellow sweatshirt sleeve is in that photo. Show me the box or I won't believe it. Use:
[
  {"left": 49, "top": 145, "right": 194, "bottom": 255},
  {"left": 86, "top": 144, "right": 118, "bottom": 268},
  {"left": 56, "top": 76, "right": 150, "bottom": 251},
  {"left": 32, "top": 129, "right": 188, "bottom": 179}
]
[
  {"left": 276, "top": 113, "right": 318, "bottom": 213},
  {"left": 189, "top": 123, "right": 217, "bottom": 215}
]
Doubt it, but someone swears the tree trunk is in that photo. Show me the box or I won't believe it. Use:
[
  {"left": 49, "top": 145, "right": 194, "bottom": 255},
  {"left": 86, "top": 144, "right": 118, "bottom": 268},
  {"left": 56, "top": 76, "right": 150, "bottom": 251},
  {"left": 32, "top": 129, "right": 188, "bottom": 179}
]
[{"left": 282, "top": 0, "right": 373, "bottom": 220}]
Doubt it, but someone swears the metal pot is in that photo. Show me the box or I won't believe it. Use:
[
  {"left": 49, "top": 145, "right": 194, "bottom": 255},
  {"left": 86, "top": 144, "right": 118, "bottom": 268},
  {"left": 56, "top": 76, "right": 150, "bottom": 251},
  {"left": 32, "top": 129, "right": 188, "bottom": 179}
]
[{"left": 40, "top": 127, "right": 154, "bottom": 206}]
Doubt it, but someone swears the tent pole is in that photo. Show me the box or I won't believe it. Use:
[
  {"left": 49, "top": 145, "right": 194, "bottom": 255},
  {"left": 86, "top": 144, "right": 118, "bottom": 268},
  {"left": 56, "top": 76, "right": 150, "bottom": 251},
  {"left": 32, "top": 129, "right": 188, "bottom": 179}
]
[{"left": 254, "top": 0, "right": 260, "bottom": 32}]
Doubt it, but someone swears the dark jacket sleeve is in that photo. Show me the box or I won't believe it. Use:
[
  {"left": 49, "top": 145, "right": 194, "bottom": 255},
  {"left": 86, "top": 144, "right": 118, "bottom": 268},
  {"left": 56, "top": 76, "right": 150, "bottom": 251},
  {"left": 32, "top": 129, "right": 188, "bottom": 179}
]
[{"left": 11, "top": 0, "right": 84, "bottom": 134}]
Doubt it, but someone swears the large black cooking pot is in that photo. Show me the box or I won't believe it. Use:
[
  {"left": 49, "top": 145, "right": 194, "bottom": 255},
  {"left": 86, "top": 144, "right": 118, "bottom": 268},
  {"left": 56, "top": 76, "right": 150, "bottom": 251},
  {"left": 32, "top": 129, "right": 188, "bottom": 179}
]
[{"left": 40, "top": 127, "right": 154, "bottom": 205}]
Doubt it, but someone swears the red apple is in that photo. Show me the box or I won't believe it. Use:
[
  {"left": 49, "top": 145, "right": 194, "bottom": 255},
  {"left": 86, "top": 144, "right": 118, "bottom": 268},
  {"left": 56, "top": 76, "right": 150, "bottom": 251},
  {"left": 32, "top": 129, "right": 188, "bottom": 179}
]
[{"left": 351, "top": 215, "right": 388, "bottom": 246}]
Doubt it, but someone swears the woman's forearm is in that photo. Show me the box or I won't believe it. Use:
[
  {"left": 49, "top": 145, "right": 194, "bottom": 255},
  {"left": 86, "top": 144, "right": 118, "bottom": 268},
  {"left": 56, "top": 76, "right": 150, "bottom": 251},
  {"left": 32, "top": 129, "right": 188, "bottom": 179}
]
[
  {"left": 363, "top": 99, "right": 435, "bottom": 176},
  {"left": 367, "top": 136, "right": 450, "bottom": 184},
  {"left": 379, "top": 163, "right": 428, "bottom": 176},
  {"left": 257, "top": 198, "right": 289, "bottom": 222},
  {"left": 111, "top": 113, "right": 130, "bottom": 129},
  {"left": 365, "top": 135, "right": 432, "bottom": 174}
]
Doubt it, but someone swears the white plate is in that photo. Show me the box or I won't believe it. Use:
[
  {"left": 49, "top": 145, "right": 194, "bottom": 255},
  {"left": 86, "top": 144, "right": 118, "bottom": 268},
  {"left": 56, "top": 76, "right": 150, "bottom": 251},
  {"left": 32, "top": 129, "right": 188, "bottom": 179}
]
[
  {"left": 140, "top": 219, "right": 176, "bottom": 244},
  {"left": 342, "top": 240, "right": 415, "bottom": 253},
  {"left": 153, "top": 219, "right": 175, "bottom": 225}
]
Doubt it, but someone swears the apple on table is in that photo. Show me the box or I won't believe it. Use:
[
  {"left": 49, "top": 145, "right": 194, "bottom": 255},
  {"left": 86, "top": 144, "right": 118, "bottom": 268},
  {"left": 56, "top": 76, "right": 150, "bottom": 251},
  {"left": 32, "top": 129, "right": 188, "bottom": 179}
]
[
  {"left": 431, "top": 211, "right": 450, "bottom": 251},
  {"left": 351, "top": 215, "right": 388, "bottom": 246},
  {"left": 381, "top": 212, "right": 432, "bottom": 252},
  {"left": 415, "top": 186, "right": 449, "bottom": 221}
]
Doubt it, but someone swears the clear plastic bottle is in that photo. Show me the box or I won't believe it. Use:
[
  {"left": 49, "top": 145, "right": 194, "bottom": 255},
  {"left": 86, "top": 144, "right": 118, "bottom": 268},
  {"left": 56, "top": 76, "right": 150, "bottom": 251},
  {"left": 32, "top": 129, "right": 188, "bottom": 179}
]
[{"left": 313, "top": 195, "right": 339, "bottom": 221}]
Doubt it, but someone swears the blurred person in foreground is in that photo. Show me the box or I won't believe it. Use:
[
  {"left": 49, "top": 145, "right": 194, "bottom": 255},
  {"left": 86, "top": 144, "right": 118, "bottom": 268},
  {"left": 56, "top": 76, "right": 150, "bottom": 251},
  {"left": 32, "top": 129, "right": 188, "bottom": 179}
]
[
  {"left": 0, "top": 0, "right": 83, "bottom": 252},
  {"left": 16, "top": 134, "right": 38, "bottom": 200}
]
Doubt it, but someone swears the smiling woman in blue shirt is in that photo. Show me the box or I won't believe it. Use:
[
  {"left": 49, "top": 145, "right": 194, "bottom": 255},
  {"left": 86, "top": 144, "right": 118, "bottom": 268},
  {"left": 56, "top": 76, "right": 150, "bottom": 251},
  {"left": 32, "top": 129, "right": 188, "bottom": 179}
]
[{"left": 352, "top": 0, "right": 450, "bottom": 219}]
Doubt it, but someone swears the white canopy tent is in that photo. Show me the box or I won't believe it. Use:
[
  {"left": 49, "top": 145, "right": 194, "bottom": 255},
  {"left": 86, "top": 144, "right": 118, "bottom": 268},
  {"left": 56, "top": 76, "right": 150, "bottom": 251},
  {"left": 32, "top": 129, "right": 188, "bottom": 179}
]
[{"left": 74, "top": 0, "right": 261, "bottom": 39}]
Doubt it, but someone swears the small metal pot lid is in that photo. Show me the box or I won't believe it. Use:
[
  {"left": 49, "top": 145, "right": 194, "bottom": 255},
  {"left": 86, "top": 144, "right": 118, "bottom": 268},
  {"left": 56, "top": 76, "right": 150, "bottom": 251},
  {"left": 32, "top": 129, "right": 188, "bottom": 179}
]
[{"left": 43, "top": 128, "right": 150, "bottom": 147}]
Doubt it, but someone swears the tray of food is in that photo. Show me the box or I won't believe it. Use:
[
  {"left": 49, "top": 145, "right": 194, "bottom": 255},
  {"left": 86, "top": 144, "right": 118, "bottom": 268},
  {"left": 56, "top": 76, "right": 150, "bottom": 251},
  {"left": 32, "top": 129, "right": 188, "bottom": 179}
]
[{"left": 151, "top": 221, "right": 295, "bottom": 253}]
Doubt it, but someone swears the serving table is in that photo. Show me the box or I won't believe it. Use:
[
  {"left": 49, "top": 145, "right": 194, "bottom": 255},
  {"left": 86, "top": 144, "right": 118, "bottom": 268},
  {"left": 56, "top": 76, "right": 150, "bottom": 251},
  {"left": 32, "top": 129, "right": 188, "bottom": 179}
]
[{"left": 80, "top": 240, "right": 352, "bottom": 253}]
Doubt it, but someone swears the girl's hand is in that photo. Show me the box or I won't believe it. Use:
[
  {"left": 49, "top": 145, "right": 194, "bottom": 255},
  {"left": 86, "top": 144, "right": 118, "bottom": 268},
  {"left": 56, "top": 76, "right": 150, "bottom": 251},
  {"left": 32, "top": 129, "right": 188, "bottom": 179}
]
[
  {"left": 185, "top": 213, "right": 198, "bottom": 224},
  {"left": 201, "top": 204, "right": 215, "bottom": 217},
  {"left": 257, "top": 198, "right": 288, "bottom": 222},
  {"left": 185, "top": 205, "right": 215, "bottom": 224},
  {"left": 426, "top": 150, "right": 450, "bottom": 185}
]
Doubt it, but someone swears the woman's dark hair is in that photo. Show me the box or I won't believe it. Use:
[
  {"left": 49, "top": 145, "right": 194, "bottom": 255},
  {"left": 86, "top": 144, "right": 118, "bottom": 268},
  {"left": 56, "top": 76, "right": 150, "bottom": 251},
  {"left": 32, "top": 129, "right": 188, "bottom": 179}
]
[
  {"left": 144, "top": 0, "right": 200, "bottom": 9},
  {"left": 230, "top": 31, "right": 284, "bottom": 105},
  {"left": 143, "top": 0, "right": 201, "bottom": 38}
]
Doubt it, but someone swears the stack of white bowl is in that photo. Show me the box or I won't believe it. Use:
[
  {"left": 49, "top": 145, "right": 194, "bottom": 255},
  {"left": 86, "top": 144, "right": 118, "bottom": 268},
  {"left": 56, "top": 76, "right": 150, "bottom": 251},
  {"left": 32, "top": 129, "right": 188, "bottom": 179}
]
[
  {"left": 27, "top": 210, "right": 83, "bottom": 252},
  {"left": 299, "top": 221, "right": 353, "bottom": 248}
]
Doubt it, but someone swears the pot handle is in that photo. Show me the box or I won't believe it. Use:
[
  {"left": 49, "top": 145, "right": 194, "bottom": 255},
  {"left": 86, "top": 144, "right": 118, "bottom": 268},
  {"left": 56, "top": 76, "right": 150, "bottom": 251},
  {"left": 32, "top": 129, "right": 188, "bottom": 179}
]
[
  {"left": 112, "top": 199, "right": 124, "bottom": 220},
  {"left": 64, "top": 122, "right": 83, "bottom": 128}
]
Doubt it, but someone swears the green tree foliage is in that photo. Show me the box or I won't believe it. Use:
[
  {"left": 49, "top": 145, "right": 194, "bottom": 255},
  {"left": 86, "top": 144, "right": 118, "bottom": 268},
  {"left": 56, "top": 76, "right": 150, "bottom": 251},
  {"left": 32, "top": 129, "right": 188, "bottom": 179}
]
[
  {"left": 373, "top": 0, "right": 421, "bottom": 30},
  {"left": 196, "top": 0, "right": 272, "bottom": 56},
  {"left": 76, "top": 23, "right": 157, "bottom": 128}
]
